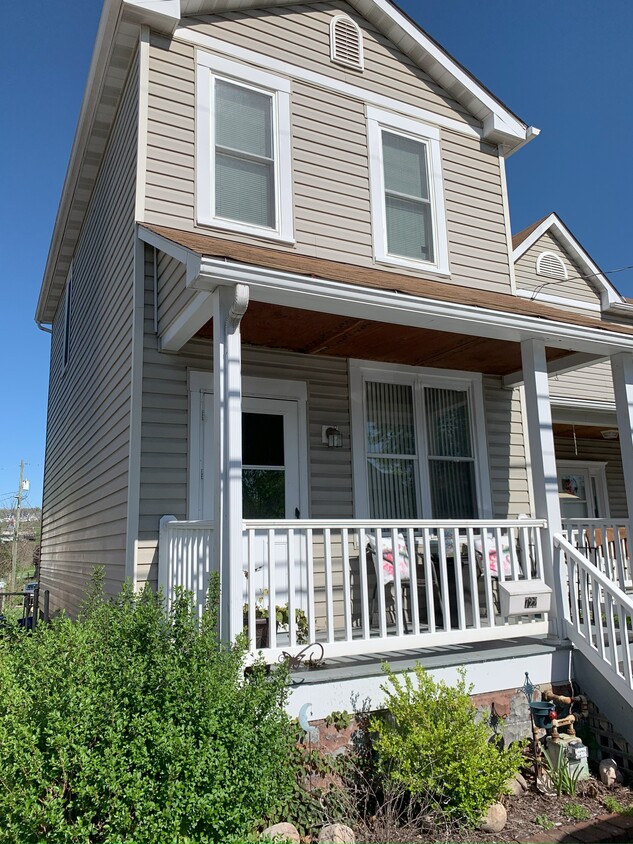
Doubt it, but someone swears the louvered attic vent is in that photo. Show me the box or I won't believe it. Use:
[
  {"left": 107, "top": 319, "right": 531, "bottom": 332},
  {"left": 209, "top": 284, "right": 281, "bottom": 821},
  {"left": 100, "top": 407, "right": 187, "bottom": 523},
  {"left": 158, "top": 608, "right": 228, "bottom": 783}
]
[
  {"left": 536, "top": 251, "right": 568, "bottom": 280},
  {"left": 330, "top": 15, "right": 364, "bottom": 71}
]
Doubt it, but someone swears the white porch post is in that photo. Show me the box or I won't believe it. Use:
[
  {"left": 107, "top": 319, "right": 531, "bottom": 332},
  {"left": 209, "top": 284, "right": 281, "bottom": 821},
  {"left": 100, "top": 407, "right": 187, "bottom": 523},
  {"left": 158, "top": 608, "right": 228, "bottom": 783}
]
[
  {"left": 213, "top": 283, "right": 249, "bottom": 642},
  {"left": 521, "top": 338, "right": 564, "bottom": 633},
  {"left": 611, "top": 352, "right": 633, "bottom": 522}
]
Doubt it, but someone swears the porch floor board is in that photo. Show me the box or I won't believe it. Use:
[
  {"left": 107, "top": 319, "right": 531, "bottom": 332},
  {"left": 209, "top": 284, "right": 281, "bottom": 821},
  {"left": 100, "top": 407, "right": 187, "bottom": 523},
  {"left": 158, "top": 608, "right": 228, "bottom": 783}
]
[{"left": 289, "top": 634, "right": 571, "bottom": 686}]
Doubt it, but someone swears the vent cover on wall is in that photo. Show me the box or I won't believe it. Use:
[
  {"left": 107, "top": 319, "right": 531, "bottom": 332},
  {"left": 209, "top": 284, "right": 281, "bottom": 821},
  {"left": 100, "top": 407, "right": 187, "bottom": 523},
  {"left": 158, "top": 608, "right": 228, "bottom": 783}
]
[
  {"left": 330, "top": 15, "right": 364, "bottom": 70},
  {"left": 536, "top": 251, "right": 568, "bottom": 280}
]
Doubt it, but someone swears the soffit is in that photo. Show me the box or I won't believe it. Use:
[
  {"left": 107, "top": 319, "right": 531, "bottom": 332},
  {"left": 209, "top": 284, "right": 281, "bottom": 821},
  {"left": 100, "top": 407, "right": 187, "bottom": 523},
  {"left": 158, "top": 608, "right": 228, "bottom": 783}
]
[
  {"left": 196, "top": 300, "right": 572, "bottom": 376},
  {"left": 553, "top": 423, "right": 619, "bottom": 442}
]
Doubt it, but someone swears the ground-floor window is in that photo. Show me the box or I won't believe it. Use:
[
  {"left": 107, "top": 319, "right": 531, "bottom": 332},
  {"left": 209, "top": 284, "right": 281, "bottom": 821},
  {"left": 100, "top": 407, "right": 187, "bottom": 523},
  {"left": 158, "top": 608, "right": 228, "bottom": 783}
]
[{"left": 350, "top": 361, "right": 491, "bottom": 520}]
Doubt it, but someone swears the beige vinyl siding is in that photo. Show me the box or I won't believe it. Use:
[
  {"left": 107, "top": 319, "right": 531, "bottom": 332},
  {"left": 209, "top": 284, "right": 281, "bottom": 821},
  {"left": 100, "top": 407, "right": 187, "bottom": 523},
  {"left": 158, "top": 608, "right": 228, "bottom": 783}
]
[
  {"left": 40, "top": 52, "right": 139, "bottom": 615},
  {"left": 483, "top": 379, "right": 531, "bottom": 518},
  {"left": 143, "top": 4, "right": 514, "bottom": 296},
  {"left": 550, "top": 362, "right": 615, "bottom": 405},
  {"left": 188, "top": 1, "right": 476, "bottom": 128},
  {"left": 554, "top": 437, "right": 626, "bottom": 518},
  {"left": 515, "top": 230, "right": 601, "bottom": 311}
]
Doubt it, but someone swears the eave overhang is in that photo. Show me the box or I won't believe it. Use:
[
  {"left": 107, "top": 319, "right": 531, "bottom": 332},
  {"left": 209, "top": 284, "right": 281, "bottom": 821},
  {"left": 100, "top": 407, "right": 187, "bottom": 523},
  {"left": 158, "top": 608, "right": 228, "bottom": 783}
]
[{"left": 35, "top": 0, "right": 537, "bottom": 326}]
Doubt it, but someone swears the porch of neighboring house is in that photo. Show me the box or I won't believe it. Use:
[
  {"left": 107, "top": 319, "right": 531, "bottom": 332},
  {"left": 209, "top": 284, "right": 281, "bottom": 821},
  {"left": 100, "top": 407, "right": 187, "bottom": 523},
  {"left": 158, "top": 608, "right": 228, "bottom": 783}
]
[{"left": 139, "top": 227, "right": 633, "bottom": 721}]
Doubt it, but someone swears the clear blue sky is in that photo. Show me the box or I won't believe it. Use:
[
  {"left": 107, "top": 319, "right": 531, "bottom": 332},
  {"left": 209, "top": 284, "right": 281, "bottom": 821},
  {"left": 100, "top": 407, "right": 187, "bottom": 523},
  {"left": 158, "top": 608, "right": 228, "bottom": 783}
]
[{"left": 1, "top": 0, "right": 632, "bottom": 508}]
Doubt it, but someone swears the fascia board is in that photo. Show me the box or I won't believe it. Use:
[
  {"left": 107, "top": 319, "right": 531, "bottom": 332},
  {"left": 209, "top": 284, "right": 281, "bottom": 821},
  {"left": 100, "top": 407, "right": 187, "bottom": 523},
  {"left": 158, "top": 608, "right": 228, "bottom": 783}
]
[
  {"left": 36, "top": 0, "right": 124, "bottom": 324},
  {"left": 121, "top": 0, "right": 180, "bottom": 33},
  {"left": 512, "top": 214, "right": 622, "bottom": 310},
  {"left": 192, "top": 256, "right": 633, "bottom": 356}
]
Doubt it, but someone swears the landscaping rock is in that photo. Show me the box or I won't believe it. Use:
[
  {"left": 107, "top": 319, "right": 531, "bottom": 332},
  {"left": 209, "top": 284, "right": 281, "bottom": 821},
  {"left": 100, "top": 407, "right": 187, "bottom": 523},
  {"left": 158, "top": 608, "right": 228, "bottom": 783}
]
[
  {"left": 515, "top": 771, "right": 528, "bottom": 790},
  {"left": 478, "top": 802, "right": 507, "bottom": 833},
  {"left": 505, "top": 776, "right": 524, "bottom": 796},
  {"left": 261, "top": 822, "right": 301, "bottom": 842},
  {"left": 599, "top": 758, "right": 623, "bottom": 787},
  {"left": 318, "top": 823, "right": 355, "bottom": 843}
]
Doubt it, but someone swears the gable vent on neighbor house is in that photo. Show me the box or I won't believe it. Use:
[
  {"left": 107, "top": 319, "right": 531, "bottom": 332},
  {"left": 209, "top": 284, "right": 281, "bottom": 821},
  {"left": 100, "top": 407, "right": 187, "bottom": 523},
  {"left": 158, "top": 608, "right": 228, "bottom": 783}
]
[
  {"left": 330, "top": 15, "right": 364, "bottom": 70},
  {"left": 536, "top": 251, "right": 568, "bottom": 280}
]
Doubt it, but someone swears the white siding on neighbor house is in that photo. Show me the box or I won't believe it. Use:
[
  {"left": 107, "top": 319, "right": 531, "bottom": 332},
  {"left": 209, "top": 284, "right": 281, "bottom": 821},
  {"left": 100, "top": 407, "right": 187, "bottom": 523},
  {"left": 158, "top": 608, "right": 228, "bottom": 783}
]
[
  {"left": 142, "top": 1, "right": 514, "bottom": 296},
  {"left": 40, "top": 52, "right": 139, "bottom": 615},
  {"left": 550, "top": 362, "right": 615, "bottom": 405},
  {"left": 515, "top": 230, "right": 602, "bottom": 311},
  {"left": 554, "top": 436, "right": 626, "bottom": 519}
]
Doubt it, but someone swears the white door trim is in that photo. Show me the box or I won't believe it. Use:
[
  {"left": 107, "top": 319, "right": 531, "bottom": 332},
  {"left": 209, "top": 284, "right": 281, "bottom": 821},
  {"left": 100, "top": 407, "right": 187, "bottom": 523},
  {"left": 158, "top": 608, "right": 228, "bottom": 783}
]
[
  {"left": 557, "top": 460, "right": 610, "bottom": 519},
  {"left": 188, "top": 371, "right": 309, "bottom": 521}
]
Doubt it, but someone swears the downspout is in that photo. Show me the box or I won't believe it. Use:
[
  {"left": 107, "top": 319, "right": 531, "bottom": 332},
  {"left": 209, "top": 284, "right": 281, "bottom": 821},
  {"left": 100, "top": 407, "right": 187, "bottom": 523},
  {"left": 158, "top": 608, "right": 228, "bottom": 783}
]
[{"left": 36, "top": 321, "right": 52, "bottom": 334}]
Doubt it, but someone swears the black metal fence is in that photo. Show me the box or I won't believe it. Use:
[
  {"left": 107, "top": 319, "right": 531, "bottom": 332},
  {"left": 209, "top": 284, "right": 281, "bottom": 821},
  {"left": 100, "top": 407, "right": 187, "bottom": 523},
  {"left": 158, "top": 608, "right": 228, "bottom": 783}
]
[{"left": 0, "top": 586, "right": 50, "bottom": 630}]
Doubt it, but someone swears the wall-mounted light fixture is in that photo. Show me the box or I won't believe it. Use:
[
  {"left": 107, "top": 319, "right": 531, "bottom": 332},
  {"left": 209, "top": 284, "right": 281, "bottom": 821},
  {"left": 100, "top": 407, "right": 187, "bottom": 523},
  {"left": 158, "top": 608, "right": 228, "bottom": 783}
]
[
  {"left": 322, "top": 425, "right": 343, "bottom": 448},
  {"left": 601, "top": 429, "right": 619, "bottom": 440}
]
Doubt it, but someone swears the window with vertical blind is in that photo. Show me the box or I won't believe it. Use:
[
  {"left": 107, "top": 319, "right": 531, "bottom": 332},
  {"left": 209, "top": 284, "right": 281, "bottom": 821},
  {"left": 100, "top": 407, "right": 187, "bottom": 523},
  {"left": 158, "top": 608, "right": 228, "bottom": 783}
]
[
  {"left": 196, "top": 53, "right": 293, "bottom": 242},
  {"left": 367, "top": 107, "right": 449, "bottom": 275},
  {"left": 351, "top": 362, "right": 489, "bottom": 520}
]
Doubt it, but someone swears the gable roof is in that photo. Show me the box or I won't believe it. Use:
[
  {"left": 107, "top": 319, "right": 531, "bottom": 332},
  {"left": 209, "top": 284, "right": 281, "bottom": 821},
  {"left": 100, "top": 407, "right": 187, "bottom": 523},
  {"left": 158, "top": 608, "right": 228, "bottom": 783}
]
[
  {"left": 512, "top": 212, "right": 625, "bottom": 312},
  {"left": 36, "top": 0, "right": 538, "bottom": 325}
]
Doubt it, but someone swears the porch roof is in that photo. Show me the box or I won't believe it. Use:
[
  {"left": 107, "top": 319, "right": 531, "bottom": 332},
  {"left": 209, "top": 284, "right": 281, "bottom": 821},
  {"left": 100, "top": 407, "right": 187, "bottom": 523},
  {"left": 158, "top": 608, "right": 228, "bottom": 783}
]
[{"left": 141, "top": 224, "right": 633, "bottom": 376}]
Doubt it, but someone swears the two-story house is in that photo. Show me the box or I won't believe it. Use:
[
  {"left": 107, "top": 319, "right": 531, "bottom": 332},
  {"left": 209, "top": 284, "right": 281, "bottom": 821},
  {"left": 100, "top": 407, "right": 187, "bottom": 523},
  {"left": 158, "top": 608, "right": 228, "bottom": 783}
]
[{"left": 36, "top": 0, "right": 633, "bottom": 731}]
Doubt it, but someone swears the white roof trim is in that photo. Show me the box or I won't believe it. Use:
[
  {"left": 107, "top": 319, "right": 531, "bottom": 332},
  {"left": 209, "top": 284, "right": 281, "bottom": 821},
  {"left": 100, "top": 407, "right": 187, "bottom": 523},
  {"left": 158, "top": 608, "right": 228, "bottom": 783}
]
[{"left": 512, "top": 213, "right": 623, "bottom": 311}]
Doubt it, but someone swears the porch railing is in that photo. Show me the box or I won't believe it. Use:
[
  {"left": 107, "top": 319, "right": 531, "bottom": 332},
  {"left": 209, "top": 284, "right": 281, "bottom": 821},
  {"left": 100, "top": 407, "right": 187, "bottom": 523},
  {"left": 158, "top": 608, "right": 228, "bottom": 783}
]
[
  {"left": 555, "top": 532, "right": 633, "bottom": 706},
  {"left": 160, "top": 516, "right": 550, "bottom": 661},
  {"left": 562, "top": 519, "right": 632, "bottom": 593}
]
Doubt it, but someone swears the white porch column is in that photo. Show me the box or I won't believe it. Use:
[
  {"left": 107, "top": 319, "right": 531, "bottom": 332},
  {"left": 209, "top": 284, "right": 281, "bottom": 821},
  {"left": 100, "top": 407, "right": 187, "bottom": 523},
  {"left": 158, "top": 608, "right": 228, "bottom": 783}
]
[
  {"left": 610, "top": 352, "right": 633, "bottom": 521},
  {"left": 213, "top": 283, "right": 249, "bottom": 642},
  {"left": 521, "top": 339, "right": 564, "bottom": 633}
]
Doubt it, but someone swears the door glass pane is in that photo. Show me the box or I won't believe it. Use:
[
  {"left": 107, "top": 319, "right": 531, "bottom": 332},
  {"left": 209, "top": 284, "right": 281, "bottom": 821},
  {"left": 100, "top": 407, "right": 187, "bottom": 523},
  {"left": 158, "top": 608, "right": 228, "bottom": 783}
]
[
  {"left": 243, "top": 469, "right": 285, "bottom": 518},
  {"left": 429, "top": 460, "right": 476, "bottom": 519},
  {"left": 242, "top": 413, "right": 284, "bottom": 466},
  {"left": 559, "top": 473, "right": 589, "bottom": 518},
  {"left": 368, "top": 458, "right": 417, "bottom": 520}
]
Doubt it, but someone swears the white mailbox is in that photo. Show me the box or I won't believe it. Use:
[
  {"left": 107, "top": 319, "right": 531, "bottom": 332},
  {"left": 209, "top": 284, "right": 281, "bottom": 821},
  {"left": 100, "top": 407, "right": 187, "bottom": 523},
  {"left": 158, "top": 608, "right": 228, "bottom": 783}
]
[{"left": 498, "top": 580, "right": 552, "bottom": 616}]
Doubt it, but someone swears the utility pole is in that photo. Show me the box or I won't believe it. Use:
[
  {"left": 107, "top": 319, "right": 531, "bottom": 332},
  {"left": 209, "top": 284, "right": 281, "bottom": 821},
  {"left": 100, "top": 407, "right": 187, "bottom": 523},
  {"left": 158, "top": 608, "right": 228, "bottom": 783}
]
[{"left": 10, "top": 460, "right": 25, "bottom": 592}]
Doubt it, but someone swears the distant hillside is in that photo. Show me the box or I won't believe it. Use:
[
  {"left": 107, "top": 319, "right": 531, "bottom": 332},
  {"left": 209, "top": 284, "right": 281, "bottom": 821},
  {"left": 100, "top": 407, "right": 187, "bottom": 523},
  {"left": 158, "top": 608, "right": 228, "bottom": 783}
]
[{"left": 0, "top": 508, "right": 42, "bottom": 542}]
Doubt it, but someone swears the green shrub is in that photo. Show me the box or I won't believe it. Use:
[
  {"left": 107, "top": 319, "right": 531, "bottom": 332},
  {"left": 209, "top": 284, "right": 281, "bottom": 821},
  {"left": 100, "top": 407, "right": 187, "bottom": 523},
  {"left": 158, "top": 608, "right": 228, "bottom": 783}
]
[
  {"left": 0, "top": 572, "right": 296, "bottom": 843},
  {"left": 370, "top": 664, "right": 525, "bottom": 827}
]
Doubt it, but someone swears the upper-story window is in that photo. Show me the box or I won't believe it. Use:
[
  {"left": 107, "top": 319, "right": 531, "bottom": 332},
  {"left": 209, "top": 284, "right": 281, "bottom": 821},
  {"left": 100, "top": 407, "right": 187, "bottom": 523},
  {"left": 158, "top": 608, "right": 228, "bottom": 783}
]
[
  {"left": 196, "top": 53, "right": 294, "bottom": 242},
  {"left": 367, "top": 107, "right": 449, "bottom": 275}
]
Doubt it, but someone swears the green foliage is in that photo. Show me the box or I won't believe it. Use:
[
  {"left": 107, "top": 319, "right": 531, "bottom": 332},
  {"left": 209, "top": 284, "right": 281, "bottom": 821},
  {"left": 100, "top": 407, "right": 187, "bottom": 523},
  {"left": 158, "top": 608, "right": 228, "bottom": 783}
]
[
  {"left": 324, "top": 710, "right": 352, "bottom": 731},
  {"left": 535, "top": 814, "right": 554, "bottom": 830},
  {"left": 542, "top": 747, "right": 583, "bottom": 797},
  {"left": 267, "top": 724, "right": 347, "bottom": 836},
  {"left": 563, "top": 802, "right": 590, "bottom": 821},
  {"left": 603, "top": 796, "right": 633, "bottom": 817},
  {"left": 244, "top": 590, "right": 309, "bottom": 644},
  {"left": 0, "top": 571, "right": 296, "bottom": 843},
  {"left": 370, "top": 664, "right": 525, "bottom": 827}
]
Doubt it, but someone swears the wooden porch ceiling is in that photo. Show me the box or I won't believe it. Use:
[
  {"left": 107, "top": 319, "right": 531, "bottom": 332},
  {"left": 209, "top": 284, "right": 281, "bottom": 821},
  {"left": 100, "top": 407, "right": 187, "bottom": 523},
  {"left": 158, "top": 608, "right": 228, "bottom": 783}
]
[
  {"left": 553, "top": 423, "right": 619, "bottom": 441},
  {"left": 196, "top": 300, "right": 573, "bottom": 375}
]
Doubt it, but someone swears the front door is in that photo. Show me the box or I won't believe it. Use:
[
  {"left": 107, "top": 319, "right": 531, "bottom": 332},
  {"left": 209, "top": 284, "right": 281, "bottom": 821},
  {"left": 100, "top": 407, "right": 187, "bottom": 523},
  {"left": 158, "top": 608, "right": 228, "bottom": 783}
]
[{"left": 557, "top": 462, "right": 609, "bottom": 520}]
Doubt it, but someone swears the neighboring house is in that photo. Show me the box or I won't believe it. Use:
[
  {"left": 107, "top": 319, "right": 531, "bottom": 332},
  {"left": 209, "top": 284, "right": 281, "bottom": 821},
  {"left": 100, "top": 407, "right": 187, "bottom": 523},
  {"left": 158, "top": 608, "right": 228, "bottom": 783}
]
[{"left": 36, "top": 0, "right": 633, "bottom": 733}]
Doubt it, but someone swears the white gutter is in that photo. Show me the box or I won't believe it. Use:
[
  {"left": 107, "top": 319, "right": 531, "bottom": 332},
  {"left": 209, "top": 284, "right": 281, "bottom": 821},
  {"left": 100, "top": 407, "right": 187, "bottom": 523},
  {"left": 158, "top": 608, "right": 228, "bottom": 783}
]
[{"left": 189, "top": 255, "right": 633, "bottom": 357}]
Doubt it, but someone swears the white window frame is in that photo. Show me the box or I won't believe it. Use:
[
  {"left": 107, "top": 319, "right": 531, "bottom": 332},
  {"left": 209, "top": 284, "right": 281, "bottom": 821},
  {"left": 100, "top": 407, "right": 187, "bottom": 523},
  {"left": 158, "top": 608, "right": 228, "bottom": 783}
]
[
  {"left": 196, "top": 52, "right": 294, "bottom": 243},
  {"left": 367, "top": 106, "right": 450, "bottom": 275},
  {"left": 350, "top": 360, "right": 491, "bottom": 519}
]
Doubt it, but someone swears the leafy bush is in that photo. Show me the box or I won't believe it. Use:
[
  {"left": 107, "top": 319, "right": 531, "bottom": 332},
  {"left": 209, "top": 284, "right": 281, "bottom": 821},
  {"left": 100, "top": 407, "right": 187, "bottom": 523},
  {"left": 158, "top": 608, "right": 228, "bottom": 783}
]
[
  {"left": 370, "top": 664, "right": 525, "bottom": 827},
  {"left": 0, "top": 572, "right": 296, "bottom": 843}
]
